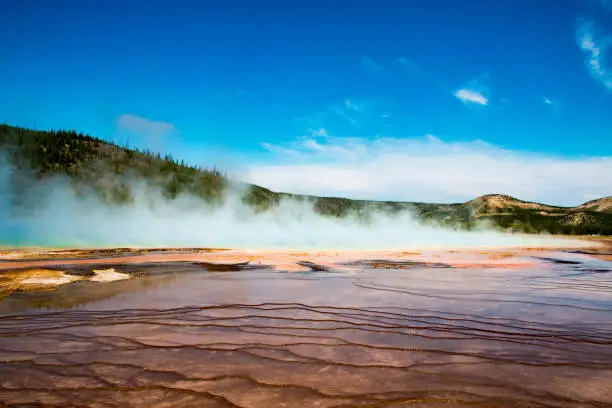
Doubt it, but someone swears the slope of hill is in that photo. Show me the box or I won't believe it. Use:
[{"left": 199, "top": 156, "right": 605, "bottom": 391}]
[
  {"left": 1, "top": 124, "right": 611, "bottom": 235},
  {"left": 576, "top": 197, "right": 612, "bottom": 214},
  {"left": 465, "top": 194, "right": 564, "bottom": 215}
]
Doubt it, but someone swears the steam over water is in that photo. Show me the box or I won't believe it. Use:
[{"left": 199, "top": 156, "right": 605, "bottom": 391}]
[
  {"left": 1, "top": 248, "right": 611, "bottom": 407},
  {"left": 0, "top": 160, "right": 582, "bottom": 249}
]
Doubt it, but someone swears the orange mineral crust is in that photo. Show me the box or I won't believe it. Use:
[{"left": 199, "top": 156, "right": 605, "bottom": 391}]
[{"left": 0, "top": 246, "right": 586, "bottom": 272}]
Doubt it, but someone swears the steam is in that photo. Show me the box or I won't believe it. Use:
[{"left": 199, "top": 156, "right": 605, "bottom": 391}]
[{"left": 0, "top": 160, "right": 580, "bottom": 250}]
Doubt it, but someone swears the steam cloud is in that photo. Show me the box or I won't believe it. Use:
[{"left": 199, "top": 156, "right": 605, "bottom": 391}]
[{"left": 0, "top": 159, "right": 580, "bottom": 250}]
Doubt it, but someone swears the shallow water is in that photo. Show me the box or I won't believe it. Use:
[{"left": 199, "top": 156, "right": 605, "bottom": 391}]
[{"left": 1, "top": 249, "right": 612, "bottom": 407}]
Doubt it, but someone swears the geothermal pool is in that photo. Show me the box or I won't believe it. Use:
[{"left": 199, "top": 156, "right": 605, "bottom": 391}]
[{"left": 0, "top": 244, "right": 611, "bottom": 407}]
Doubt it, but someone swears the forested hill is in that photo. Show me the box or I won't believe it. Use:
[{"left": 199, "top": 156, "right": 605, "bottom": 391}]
[{"left": 1, "top": 124, "right": 611, "bottom": 235}]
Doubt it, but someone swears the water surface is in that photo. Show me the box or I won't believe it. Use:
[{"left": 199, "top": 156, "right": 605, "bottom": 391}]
[{"left": 1, "top": 247, "right": 611, "bottom": 407}]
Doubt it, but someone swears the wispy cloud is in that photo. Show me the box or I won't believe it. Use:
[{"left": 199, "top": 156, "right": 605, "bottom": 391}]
[
  {"left": 362, "top": 54, "right": 419, "bottom": 74},
  {"left": 394, "top": 56, "right": 419, "bottom": 71},
  {"left": 454, "top": 89, "right": 489, "bottom": 105},
  {"left": 576, "top": 19, "right": 612, "bottom": 91},
  {"left": 294, "top": 97, "right": 388, "bottom": 133},
  {"left": 115, "top": 114, "right": 179, "bottom": 153},
  {"left": 454, "top": 75, "right": 490, "bottom": 106},
  {"left": 247, "top": 135, "right": 612, "bottom": 206},
  {"left": 308, "top": 128, "right": 328, "bottom": 137},
  {"left": 116, "top": 114, "right": 178, "bottom": 138},
  {"left": 395, "top": 56, "right": 411, "bottom": 67},
  {"left": 360, "top": 55, "right": 383, "bottom": 73},
  {"left": 343, "top": 99, "right": 362, "bottom": 111},
  {"left": 329, "top": 99, "right": 368, "bottom": 125}
]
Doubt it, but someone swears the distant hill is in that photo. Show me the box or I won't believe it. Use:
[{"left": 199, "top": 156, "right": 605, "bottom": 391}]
[
  {"left": 1, "top": 124, "right": 611, "bottom": 235},
  {"left": 465, "top": 194, "right": 562, "bottom": 214},
  {"left": 576, "top": 197, "right": 612, "bottom": 214}
]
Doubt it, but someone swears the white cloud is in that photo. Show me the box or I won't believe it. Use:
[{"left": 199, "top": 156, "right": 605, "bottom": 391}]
[
  {"left": 576, "top": 19, "right": 612, "bottom": 91},
  {"left": 245, "top": 135, "right": 612, "bottom": 206},
  {"left": 116, "top": 114, "right": 178, "bottom": 138},
  {"left": 454, "top": 75, "right": 490, "bottom": 106},
  {"left": 344, "top": 99, "right": 362, "bottom": 111},
  {"left": 395, "top": 56, "right": 412, "bottom": 67},
  {"left": 328, "top": 99, "right": 365, "bottom": 125},
  {"left": 394, "top": 56, "right": 420, "bottom": 73},
  {"left": 360, "top": 55, "right": 383, "bottom": 72},
  {"left": 294, "top": 98, "right": 377, "bottom": 130},
  {"left": 454, "top": 88, "right": 489, "bottom": 105},
  {"left": 308, "top": 128, "right": 328, "bottom": 137}
]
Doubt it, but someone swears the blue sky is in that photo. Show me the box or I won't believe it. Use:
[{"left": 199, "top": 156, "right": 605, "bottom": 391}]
[{"left": 2, "top": 0, "right": 612, "bottom": 205}]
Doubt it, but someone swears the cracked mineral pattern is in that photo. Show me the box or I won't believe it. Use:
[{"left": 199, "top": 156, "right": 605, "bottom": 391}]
[{"left": 1, "top": 250, "right": 612, "bottom": 407}]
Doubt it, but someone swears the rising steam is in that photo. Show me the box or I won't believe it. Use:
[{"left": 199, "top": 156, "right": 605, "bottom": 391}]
[{"left": 0, "top": 159, "right": 580, "bottom": 250}]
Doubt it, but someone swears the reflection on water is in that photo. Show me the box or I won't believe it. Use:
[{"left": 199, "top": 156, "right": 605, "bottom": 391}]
[
  {"left": 1, "top": 250, "right": 612, "bottom": 407},
  {"left": 0, "top": 271, "right": 188, "bottom": 314}
]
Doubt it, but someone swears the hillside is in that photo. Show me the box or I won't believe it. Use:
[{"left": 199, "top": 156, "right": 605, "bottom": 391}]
[
  {"left": 1, "top": 124, "right": 611, "bottom": 235},
  {"left": 576, "top": 197, "right": 612, "bottom": 214},
  {"left": 465, "top": 194, "right": 562, "bottom": 214}
]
